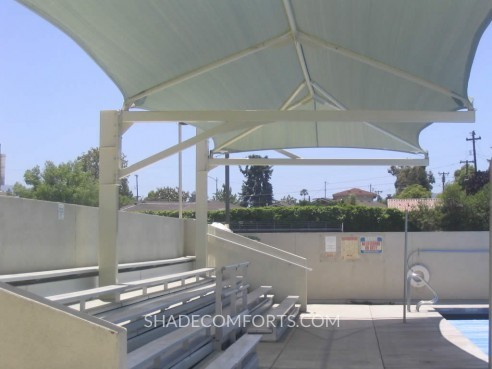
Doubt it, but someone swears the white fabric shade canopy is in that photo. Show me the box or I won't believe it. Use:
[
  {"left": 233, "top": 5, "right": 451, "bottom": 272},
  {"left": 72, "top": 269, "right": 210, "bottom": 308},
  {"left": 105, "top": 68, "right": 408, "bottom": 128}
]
[{"left": 18, "top": 0, "right": 492, "bottom": 155}]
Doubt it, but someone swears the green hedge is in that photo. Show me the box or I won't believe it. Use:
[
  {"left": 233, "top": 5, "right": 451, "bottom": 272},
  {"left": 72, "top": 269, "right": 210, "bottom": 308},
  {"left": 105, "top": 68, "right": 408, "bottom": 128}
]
[{"left": 143, "top": 205, "right": 406, "bottom": 232}]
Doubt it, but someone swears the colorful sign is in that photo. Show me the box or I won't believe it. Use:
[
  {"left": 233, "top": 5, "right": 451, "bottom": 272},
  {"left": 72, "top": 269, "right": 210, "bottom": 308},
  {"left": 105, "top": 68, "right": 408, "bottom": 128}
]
[{"left": 360, "top": 236, "right": 383, "bottom": 253}]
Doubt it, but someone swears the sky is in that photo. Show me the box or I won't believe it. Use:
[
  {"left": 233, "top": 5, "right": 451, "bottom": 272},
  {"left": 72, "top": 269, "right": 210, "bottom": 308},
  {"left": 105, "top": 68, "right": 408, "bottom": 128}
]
[{"left": 1, "top": 2, "right": 492, "bottom": 201}]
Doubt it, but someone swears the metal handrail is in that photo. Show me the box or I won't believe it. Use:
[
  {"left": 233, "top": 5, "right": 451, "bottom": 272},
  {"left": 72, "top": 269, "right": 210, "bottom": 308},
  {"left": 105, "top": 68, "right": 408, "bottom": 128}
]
[
  {"left": 406, "top": 248, "right": 488, "bottom": 270},
  {"left": 406, "top": 272, "right": 439, "bottom": 312},
  {"left": 208, "top": 234, "right": 312, "bottom": 271}
]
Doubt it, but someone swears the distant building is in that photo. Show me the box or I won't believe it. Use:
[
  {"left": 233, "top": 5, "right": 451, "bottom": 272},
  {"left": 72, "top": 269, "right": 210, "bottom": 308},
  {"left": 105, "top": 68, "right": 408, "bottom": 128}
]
[
  {"left": 387, "top": 198, "right": 440, "bottom": 211},
  {"left": 332, "top": 188, "right": 376, "bottom": 203}
]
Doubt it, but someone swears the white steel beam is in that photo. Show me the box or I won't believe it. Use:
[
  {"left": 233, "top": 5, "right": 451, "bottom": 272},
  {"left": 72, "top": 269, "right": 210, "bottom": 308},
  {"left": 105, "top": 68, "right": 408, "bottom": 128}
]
[
  {"left": 209, "top": 157, "right": 429, "bottom": 166},
  {"left": 119, "top": 121, "right": 262, "bottom": 178},
  {"left": 299, "top": 32, "right": 473, "bottom": 110},
  {"left": 121, "top": 109, "right": 474, "bottom": 124},
  {"left": 275, "top": 149, "right": 301, "bottom": 159},
  {"left": 281, "top": 82, "right": 307, "bottom": 110},
  {"left": 283, "top": 0, "right": 315, "bottom": 99},
  {"left": 126, "top": 32, "right": 292, "bottom": 106}
]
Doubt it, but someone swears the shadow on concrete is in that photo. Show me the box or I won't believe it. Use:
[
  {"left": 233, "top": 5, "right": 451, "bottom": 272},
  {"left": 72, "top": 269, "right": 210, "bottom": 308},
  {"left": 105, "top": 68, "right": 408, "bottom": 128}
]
[{"left": 257, "top": 313, "right": 487, "bottom": 369}]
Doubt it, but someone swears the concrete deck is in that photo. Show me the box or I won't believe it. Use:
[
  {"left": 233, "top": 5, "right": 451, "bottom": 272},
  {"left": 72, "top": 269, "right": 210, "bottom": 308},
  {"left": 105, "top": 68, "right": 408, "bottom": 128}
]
[{"left": 257, "top": 304, "right": 488, "bottom": 369}]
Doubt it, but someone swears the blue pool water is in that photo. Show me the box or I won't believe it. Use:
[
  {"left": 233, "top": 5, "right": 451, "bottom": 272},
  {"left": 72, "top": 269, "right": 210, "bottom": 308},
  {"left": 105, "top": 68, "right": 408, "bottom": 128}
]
[
  {"left": 448, "top": 320, "right": 488, "bottom": 356},
  {"left": 437, "top": 308, "right": 488, "bottom": 356}
]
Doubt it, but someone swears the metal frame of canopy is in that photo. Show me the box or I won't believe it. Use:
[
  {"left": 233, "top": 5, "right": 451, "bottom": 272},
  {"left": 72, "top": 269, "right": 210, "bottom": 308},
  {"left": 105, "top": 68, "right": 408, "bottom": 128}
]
[{"left": 98, "top": 108, "right": 473, "bottom": 287}]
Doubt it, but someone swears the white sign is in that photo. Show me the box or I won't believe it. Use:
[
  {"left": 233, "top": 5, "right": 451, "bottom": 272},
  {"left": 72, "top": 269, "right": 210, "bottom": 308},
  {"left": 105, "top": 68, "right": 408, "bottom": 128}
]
[{"left": 324, "top": 236, "right": 337, "bottom": 253}]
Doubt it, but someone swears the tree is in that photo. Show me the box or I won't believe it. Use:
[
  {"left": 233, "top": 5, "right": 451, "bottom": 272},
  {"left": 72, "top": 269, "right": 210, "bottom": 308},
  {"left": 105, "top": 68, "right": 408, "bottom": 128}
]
[
  {"left": 300, "top": 189, "right": 308, "bottom": 201},
  {"left": 239, "top": 155, "right": 273, "bottom": 207},
  {"left": 388, "top": 166, "right": 435, "bottom": 195},
  {"left": 454, "top": 164, "right": 474, "bottom": 189},
  {"left": 280, "top": 195, "right": 297, "bottom": 205},
  {"left": 212, "top": 184, "right": 238, "bottom": 204},
  {"left": 146, "top": 186, "right": 190, "bottom": 202},
  {"left": 454, "top": 164, "right": 489, "bottom": 195},
  {"left": 13, "top": 147, "right": 135, "bottom": 207},
  {"left": 77, "top": 148, "right": 134, "bottom": 202},
  {"left": 13, "top": 161, "right": 99, "bottom": 206},
  {"left": 395, "top": 184, "right": 431, "bottom": 199},
  {"left": 438, "top": 182, "right": 489, "bottom": 231}
]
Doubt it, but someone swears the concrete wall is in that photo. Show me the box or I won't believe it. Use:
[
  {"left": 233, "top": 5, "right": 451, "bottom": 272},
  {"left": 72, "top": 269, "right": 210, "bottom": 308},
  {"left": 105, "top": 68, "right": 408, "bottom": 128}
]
[
  {"left": 0, "top": 196, "right": 185, "bottom": 273},
  {"left": 0, "top": 282, "right": 126, "bottom": 369},
  {"left": 245, "top": 232, "right": 489, "bottom": 303}
]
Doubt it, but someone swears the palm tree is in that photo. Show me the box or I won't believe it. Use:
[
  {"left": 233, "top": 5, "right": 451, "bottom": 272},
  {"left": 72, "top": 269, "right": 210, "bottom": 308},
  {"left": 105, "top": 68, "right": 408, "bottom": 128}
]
[{"left": 300, "top": 188, "right": 308, "bottom": 201}]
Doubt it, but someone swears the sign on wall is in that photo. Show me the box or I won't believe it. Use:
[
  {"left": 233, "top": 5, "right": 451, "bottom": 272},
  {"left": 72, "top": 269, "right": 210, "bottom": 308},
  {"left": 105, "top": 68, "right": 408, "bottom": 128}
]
[
  {"left": 360, "top": 236, "right": 383, "bottom": 253},
  {"left": 320, "top": 235, "right": 337, "bottom": 261},
  {"left": 341, "top": 236, "right": 360, "bottom": 260}
]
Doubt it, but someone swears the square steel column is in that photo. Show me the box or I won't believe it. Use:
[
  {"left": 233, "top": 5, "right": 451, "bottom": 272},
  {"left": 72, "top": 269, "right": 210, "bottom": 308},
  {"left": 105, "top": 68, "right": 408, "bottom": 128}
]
[
  {"left": 99, "top": 111, "right": 121, "bottom": 287},
  {"left": 195, "top": 131, "right": 209, "bottom": 268}
]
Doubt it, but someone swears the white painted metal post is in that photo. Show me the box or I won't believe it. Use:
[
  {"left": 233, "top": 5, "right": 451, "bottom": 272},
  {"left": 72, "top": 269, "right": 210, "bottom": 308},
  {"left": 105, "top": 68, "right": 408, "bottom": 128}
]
[
  {"left": 403, "top": 209, "right": 409, "bottom": 323},
  {"left": 178, "top": 122, "right": 183, "bottom": 219},
  {"left": 195, "top": 130, "right": 209, "bottom": 268},
  {"left": 99, "top": 110, "right": 121, "bottom": 287}
]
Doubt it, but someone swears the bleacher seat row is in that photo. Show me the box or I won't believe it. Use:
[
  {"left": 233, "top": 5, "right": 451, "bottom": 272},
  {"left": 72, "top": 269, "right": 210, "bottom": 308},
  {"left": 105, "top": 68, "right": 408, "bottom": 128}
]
[{"left": 32, "top": 262, "right": 300, "bottom": 369}]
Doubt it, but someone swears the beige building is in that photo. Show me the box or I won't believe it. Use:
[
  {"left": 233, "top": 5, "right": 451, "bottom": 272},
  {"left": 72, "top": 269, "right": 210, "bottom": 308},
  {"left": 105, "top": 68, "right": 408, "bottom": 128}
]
[
  {"left": 387, "top": 198, "right": 440, "bottom": 211},
  {"left": 332, "top": 188, "right": 376, "bottom": 203}
]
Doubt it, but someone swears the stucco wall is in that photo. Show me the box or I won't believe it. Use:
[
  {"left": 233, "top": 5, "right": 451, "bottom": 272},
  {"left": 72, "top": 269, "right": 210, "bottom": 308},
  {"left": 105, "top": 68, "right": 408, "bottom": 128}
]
[
  {"left": 244, "top": 232, "right": 489, "bottom": 302},
  {"left": 0, "top": 196, "right": 185, "bottom": 273},
  {"left": 0, "top": 282, "right": 126, "bottom": 369}
]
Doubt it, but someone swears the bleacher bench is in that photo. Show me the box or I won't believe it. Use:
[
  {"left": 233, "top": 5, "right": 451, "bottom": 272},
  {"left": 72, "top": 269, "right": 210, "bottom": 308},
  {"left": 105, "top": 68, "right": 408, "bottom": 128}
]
[
  {"left": 98, "top": 283, "right": 216, "bottom": 326},
  {"left": 124, "top": 268, "right": 214, "bottom": 296},
  {"left": 248, "top": 295, "right": 300, "bottom": 341},
  {"left": 127, "top": 323, "right": 213, "bottom": 369},
  {"left": 47, "top": 284, "right": 128, "bottom": 312},
  {"left": 203, "top": 334, "right": 262, "bottom": 369}
]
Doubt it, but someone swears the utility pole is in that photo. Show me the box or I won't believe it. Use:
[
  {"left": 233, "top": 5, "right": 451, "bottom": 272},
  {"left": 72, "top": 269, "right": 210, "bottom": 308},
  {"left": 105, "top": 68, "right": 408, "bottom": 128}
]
[
  {"left": 466, "top": 130, "right": 481, "bottom": 172},
  {"left": 134, "top": 174, "right": 139, "bottom": 202},
  {"left": 460, "top": 160, "right": 470, "bottom": 176},
  {"left": 324, "top": 181, "right": 327, "bottom": 199},
  {"left": 375, "top": 190, "right": 382, "bottom": 201},
  {"left": 438, "top": 172, "right": 449, "bottom": 190}
]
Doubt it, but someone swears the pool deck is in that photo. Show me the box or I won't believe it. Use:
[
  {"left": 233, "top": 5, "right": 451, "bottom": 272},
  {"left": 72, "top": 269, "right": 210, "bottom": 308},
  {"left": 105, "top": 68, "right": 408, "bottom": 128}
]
[{"left": 257, "top": 304, "right": 488, "bottom": 369}]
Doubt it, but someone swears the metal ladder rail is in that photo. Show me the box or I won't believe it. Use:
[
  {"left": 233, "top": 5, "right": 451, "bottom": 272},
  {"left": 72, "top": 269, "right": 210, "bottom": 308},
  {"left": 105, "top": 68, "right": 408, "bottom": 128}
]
[
  {"left": 405, "top": 248, "right": 487, "bottom": 313},
  {"left": 406, "top": 272, "right": 439, "bottom": 312}
]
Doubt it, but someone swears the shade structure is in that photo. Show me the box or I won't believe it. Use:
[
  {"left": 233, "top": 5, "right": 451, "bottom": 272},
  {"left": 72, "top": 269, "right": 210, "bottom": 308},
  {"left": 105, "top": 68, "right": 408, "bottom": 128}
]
[{"left": 18, "top": 0, "right": 492, "bottom": 155}]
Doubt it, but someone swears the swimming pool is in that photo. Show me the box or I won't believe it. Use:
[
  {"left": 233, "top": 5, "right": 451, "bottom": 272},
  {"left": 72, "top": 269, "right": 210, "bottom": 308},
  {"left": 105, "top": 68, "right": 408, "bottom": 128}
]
[{"left": 437, "top": 308, "right": 488, "bottom": 356}]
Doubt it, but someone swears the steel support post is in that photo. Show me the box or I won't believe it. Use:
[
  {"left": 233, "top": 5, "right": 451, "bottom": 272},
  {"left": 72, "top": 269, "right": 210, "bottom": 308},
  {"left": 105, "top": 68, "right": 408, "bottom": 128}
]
[{"left": 99, "top": 110, "right": 121, "bottom": 287}]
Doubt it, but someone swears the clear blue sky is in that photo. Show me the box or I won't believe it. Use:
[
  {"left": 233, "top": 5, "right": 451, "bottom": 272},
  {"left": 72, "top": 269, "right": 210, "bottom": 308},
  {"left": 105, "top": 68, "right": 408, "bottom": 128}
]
[{"left": 1, "top": 2, "right": 492, "bottom": 200}]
